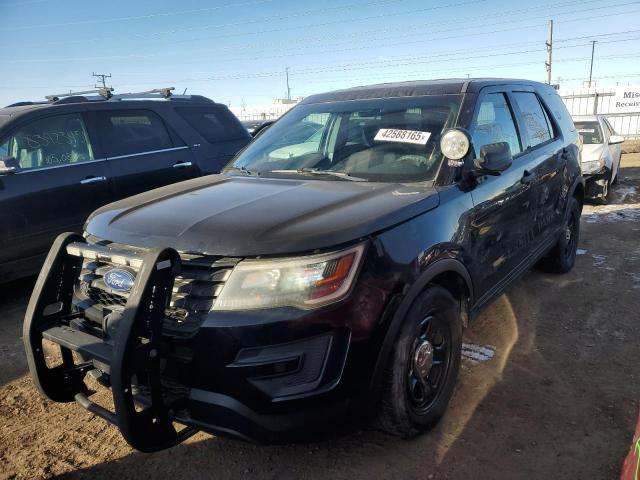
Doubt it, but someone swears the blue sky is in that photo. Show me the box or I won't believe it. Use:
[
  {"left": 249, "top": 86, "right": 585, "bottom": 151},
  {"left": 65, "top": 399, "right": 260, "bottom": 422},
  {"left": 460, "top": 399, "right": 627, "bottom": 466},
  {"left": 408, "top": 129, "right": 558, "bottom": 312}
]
[{"left": 0, "top": 0, "right": 639, "bottom": 107}]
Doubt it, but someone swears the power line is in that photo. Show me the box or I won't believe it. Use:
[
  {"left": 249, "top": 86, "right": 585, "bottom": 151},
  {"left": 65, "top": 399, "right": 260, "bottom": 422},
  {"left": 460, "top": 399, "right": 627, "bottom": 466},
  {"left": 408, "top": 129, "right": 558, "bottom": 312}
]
[
  {"left": 0, "top": 0, "right": 277, "bottom": 32},
  {"left": 96, "top": 52, "right": 634, "bottom": 89},
  {"left": 24, "top": 0, "right": 613, "bottom": 50},
  {"left": 7, "top": 1, "right": 639, "bottom": 66},
  {"left": 165, "top": 0, "right": 613, "bottom": 51}
]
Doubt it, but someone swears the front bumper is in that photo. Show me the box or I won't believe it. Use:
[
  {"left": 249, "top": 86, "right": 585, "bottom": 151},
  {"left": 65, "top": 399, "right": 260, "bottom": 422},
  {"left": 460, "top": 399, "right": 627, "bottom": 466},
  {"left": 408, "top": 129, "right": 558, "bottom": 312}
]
[
  {"left": 23, "top": 233, "right": 385, "bottom": 450},
  {"left": 583, "top": 167, "right": 610, "bottom": 199}
]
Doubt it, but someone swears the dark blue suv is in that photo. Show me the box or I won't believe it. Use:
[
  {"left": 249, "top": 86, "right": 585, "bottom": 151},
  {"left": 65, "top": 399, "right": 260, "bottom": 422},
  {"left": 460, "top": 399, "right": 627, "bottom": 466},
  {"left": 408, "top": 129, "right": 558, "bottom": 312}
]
[
  {"left": 23, "top": 79, "right": 583, "bottom": 452},
  {"left": 0, "top": 89, "right": 250, "bottom": 282}
]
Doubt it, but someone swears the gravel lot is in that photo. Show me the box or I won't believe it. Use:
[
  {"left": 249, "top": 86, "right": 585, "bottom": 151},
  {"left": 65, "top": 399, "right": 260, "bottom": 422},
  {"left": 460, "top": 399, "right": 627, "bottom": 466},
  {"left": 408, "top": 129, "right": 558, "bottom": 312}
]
[{"left": 1, "top": 155, "right": 639, "bottom": 480}]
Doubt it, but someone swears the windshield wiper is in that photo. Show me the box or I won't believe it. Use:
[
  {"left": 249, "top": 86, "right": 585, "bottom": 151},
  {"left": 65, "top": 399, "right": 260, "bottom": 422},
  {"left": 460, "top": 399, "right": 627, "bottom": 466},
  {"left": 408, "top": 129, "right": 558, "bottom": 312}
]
[
  {"left": 268, "top": 168, "right": 366, "bottom": 182},
  {"left": 225, "top": 165, "right": 260, "bottom": 176}
]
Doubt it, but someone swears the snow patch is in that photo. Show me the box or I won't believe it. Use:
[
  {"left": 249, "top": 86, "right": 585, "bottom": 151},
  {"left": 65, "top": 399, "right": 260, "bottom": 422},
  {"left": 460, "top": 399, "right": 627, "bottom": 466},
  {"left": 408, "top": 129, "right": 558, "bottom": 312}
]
[
  {"left": 576, "top": 249, "right": 588, "bottom": 255},
  {"left": 462, "top": 343, "right": 495, "bottom": 363},
  {"left": 592, "top": 254, "right": 607, "bottom": 267},
  {"left": 612, "top": 185, "right": 638, "bottom": 201},
  {"left": 582, "top": 203, "right": 640, "bottom": 224},
  {"left": 625, "top": 272, "right": 640, "bottom": 288}
]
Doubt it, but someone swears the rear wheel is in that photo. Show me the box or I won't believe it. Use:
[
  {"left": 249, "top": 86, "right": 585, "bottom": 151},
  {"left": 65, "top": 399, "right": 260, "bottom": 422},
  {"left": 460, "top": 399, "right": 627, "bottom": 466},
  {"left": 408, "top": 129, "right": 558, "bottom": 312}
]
[
  {"left": 537, "top": 196, "right": 581, "bottom": 273},
  {"left": 378, "top": 286, "right": 462, "bottom": 437}
]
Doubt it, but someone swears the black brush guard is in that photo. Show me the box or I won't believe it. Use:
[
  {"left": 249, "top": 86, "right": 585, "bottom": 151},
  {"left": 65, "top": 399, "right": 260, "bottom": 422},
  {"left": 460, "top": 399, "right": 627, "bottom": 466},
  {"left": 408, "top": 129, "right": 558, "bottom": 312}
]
[{"left": 23, "top": 232, "right": 197, "bottom": 452}]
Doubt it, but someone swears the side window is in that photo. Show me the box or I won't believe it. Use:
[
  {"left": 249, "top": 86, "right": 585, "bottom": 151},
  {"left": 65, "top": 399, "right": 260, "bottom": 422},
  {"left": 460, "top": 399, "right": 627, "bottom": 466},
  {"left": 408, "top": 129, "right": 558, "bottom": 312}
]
[
  {"left": 95, "top": 110, "right": 173, "bottom": 157},
  {"left": 511, "top": 92, "right": 552, "bottom": 149},
  {"left": 175, "top": 106, "right": 248, "bottom": 143},
  {"left": 0, "top": 138, "right": 9, "bottom": 157},
  {"left": 0, "top": 113, "right": 94, "bottom": 169},
  {"left": 540, "top": 101, "right": 556, "bottom": 138},
  {"left": 471, "top": 93, "right": 521, "bottom": 156}
]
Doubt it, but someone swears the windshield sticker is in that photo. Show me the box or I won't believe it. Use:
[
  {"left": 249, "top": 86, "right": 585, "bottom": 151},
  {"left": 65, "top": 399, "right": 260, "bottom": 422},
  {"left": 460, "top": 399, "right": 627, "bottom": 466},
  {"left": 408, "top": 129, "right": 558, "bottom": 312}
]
[
  {"left": 374, "top": 128, "right": 431, "bottom": 145},
  {"left": 577, "top": 128, "right": 595, "bottom": 133}
]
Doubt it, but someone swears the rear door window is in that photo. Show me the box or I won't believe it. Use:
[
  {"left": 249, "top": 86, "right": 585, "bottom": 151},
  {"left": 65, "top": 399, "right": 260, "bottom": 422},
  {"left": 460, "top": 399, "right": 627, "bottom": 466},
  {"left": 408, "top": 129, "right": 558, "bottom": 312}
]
[
  {"left": 175, "top": 106, "right": 248, "bottom": 143},
  {"left": 471, "top": 93, "right": 521, "bottom": 156},
  {"left": 0, "top": 113, "right": 94, "bottom": 169},
  {"left": 94, "top": 110, "right": 173, "bottom": 157},
  {"left": 511, "top": 92, "right": 552, "bottom": 149}
]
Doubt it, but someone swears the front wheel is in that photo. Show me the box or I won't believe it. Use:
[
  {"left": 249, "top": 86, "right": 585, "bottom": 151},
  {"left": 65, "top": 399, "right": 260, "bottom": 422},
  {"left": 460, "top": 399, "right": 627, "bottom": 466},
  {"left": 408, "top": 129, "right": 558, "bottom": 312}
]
[
  {"left": 377, "top": 285, "right": 462, "bottom": 437},
  {"left": 537, "top": 196, "right": 581, "bottom": 273}
]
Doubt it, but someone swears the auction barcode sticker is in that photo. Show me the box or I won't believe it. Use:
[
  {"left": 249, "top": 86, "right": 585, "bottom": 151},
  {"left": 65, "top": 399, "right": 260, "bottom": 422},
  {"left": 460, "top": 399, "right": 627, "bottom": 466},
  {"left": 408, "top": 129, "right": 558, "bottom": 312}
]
[
  {"left": 374, "top": 128, "right": 431, "bottom": 145},
  {"left": 578, "top": 128, "right": 595, "bottom": 133}
]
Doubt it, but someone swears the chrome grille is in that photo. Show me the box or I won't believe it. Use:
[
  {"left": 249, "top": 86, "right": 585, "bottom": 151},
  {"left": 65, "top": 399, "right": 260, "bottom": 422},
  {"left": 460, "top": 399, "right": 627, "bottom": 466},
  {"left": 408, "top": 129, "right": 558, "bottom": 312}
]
[{"left": 70, "top": 240, "right": 239, "bottom": 336}]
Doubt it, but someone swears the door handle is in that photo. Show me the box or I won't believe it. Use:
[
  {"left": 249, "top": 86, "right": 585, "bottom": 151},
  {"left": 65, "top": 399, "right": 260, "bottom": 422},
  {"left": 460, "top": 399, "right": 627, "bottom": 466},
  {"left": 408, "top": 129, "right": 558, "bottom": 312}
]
[
  {"left": 520, "top": 170, "right": 535, "bottom": 185},
  {"left": 80, "top": 176, "right": 107, "bottom": 185},
  {"left": 173, "top": 162, "right": 193, "bottom": 169}
]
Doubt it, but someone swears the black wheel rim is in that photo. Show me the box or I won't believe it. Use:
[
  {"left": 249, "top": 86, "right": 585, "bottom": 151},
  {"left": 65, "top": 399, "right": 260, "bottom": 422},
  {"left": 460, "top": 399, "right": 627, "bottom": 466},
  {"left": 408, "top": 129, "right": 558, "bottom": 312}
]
[
  {"left": 563, "top": 210, "right": 578, "bottom": 260},
  {"left": 406, "top": 313, "right": 452, "bottom": 414}
]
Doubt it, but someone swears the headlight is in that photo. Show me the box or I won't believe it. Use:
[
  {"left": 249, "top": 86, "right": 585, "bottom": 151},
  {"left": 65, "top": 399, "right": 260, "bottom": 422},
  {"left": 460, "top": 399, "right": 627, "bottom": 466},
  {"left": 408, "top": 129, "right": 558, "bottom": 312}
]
[
  {"left": 581, "top": 156, "right": 605, "bottom": 174},
  {"left": 213, "top": 243, "right": 366, "bottom": 311}
]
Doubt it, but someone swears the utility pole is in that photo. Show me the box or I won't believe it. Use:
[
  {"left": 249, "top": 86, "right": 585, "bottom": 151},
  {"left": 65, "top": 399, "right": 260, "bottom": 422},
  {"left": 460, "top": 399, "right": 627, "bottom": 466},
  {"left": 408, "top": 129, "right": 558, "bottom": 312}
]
[
  {"left": 588, "top": 41, "right": 597, "bottom": 89},
  {"left": 589, "top": 40, "right": 598, "bottom": 88},
  {"left": 92, "top": 72, "right": 112, "bottom": 89},
  {"left": 285, "top": 67, "right": 291, "bottom": 100},
  {"left": 545, "top": 19, "right": 553, "bottom": 85}
]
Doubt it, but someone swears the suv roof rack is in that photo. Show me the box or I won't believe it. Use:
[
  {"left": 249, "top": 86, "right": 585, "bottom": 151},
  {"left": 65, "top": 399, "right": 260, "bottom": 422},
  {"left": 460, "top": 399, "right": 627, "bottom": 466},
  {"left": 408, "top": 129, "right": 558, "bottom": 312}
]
[
  {"left": 19, "top": 87, "right": 213, "bottom": 107},
  {"left": 46, "top": 88, "right": 114, "bottom": 102},
  {"left": 111, "top": 87, "right": 175, "bottom": 100},
  {"left": 107, "top": 88, "right": 213, "bottom": 103}
]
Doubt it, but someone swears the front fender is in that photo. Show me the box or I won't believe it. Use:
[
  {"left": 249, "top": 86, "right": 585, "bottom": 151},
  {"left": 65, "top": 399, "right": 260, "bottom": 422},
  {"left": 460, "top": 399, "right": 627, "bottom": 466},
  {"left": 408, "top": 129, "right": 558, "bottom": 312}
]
[{"left": 367, "top": 257, "right": 473, "bottom": 397}]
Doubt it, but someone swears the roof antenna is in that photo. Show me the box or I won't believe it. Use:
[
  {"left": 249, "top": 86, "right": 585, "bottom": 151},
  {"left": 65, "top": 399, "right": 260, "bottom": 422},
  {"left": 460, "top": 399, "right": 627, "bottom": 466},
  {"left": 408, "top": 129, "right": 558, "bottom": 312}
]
[{"left": 182, "top": 88, "right": 188, "bottom": 95}]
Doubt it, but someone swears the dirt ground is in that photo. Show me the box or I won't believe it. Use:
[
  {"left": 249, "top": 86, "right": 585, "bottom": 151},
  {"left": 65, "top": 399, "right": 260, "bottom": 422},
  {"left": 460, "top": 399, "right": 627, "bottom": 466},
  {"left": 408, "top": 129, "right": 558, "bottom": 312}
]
[{"left": 1, "top": 155, "right": 639, "bottom": 480}]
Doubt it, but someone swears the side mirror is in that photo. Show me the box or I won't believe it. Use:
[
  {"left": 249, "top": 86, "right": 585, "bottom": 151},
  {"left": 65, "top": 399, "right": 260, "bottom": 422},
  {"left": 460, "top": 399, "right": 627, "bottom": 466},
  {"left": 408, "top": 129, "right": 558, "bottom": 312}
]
[
  {"left": 0, "top": 156, "right": 19, "bottom": 175},
  {"left": 609, "top": 135, "right": 624, "bottom": 145},
  {"left": 473, "top": 142, "right": 512, "bottom": 176}
]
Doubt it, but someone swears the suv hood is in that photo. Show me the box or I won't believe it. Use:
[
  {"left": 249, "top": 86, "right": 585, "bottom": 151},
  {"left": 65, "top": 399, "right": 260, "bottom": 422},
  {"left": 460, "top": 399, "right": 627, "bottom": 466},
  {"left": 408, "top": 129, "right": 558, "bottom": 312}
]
[{"left": 85, "top": 174, "right": 439, "bottom": 256}]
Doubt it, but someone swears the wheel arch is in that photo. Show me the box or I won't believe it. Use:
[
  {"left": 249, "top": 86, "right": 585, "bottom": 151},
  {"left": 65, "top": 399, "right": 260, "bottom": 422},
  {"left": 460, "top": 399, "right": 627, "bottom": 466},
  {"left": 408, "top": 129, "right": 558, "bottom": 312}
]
[
  {"left": 569, "top": 175, "right": 585, "bottom": 212},
  {"left": 368, "top": 258, "right": 474, "bottom": 396}
]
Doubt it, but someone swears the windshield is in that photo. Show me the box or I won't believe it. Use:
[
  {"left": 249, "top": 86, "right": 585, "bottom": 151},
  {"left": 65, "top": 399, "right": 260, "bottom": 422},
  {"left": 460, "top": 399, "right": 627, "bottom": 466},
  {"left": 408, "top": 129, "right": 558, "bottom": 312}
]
[
  {"left": 575, "top": 121, "right": 604, "bottom": 144},
  {"left": 229, "top": 95, "right": 462, "bottom": 183}
]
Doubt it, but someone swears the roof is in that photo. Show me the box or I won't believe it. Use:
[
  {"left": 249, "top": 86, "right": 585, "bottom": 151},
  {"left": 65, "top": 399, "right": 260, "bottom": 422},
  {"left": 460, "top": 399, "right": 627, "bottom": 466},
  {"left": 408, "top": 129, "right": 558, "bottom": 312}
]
[
  {"left": 0, "top": 103, "right": 50, "bottom": 126},
  {"left": 300, "top": 78, "right": 548, "bottom": 104},
  {"left": 0, "top": 93, "right": 217, "bottom": 120}
]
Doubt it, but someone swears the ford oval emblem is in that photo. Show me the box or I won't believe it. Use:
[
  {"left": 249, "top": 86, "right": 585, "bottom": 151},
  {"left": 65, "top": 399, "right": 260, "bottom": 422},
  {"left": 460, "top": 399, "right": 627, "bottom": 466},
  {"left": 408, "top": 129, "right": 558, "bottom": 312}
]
[{"left": 103, "top": 269, "right": 136, "bottom": 293}]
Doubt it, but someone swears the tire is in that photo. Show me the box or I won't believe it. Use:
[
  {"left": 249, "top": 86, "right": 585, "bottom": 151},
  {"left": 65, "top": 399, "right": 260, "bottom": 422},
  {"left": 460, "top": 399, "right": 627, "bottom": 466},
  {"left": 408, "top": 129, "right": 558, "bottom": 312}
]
[
  {"left": 537, "top": 196, "right": 581, "bottom": 274},
  {"left": 377, "top": 285, "right": 462, "bottom": 437}
]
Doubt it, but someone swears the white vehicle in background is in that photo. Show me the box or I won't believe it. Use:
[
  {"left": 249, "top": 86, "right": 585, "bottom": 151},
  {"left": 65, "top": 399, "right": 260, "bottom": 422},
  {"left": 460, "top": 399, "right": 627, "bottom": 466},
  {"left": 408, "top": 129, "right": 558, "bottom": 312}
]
[{"left": 573, "top": 114, "right": 624, "bottom": 202}]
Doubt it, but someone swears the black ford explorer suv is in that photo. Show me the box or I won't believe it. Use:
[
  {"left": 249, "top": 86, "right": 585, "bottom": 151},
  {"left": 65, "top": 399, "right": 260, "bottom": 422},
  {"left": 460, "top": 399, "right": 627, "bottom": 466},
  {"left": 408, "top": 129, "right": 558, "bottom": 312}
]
[
  {"left": 0, "top": 88, "right": 250, "bottom": 282},
  {"left": 24, "top": 79, "right": 583, "bottom": 452}
]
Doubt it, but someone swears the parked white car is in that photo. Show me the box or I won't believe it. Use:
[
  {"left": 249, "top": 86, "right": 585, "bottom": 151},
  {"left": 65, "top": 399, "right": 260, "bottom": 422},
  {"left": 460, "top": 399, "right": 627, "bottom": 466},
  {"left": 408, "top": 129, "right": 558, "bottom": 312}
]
[{"left": 573, "top": 115, "right": 624, "bottom": 202}]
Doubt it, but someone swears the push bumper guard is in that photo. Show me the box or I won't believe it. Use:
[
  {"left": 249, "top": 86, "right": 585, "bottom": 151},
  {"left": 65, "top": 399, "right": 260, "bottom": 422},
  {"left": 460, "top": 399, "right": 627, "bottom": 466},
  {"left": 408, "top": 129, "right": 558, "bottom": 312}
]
[{"left": 23, "top": 232, "right": 197, "bottom": 452}]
